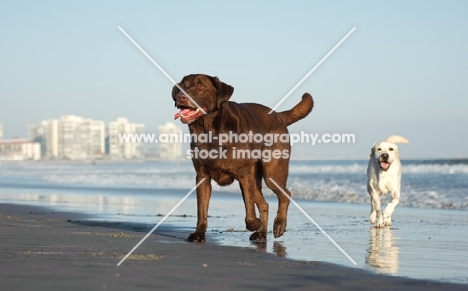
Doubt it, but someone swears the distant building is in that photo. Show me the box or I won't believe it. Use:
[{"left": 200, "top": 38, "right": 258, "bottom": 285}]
[
  {"left": 107, "top": 118, "right": 144, "bottom": 159},
  {"left": 158, "top": 122, "right": 182, "bottom": 160},
  {"left": 29, "top": 120, "right": 58, "bottom": 158},
  {"left": 0, "top": 139, "right": 41, "bottom": 161},
  {"left": 0, "top": 121, "right": 3, "bottom": 140},
  {"left": 29, "top": 115, "right": 105, "bottom": 160},
  {"left": 57, "top": 115, "right": 105, "bottom": 160}
]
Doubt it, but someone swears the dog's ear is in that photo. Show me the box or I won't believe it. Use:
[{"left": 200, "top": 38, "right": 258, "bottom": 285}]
[
  {"left": 211, "top": 76, "right": 234, "bottom": 109},
  {"left": 369, "top": 143, "right": 376, "bottom": 158},
  {"left": 172, "top": 85, "right": 179, "bottom": 100},
  {"left": 172, "top": 84, "right": 179, "bottom": 106}
]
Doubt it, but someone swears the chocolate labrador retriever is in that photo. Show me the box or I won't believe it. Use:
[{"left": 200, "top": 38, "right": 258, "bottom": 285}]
[{"left": 172, "top": 74, "right": 313, "bottom": 242}]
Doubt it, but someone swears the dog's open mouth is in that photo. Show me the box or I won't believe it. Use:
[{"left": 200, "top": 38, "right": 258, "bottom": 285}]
[
  {"left": 380, "top": 161, "right": 391, "bottom": 171},
  {"left": 174, "top": 107, "right": 206, "bottom": 124}
]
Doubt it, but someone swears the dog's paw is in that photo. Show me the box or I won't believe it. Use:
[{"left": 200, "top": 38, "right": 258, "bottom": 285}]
[
  {"left": 373, "top": 222, "right": 385, "bottom": 228},
  {"left": 273, "top": 218, "right": 287, "bottom": 238},
  {"left": 383, "top": 217, "right": 392, "bottom": 226},
  {"left": 382, "top": 207, "right": 394, "bottom": 219},
  {"left": 187, "top": 232, "right": 206, "bottom": 243},
  {"left": 373, "top": 215, "right": 386, "bottom": 228},
  {"left": 245, "top": 217, "right": 262, "bottom": 232},
  {"left": 249, "top": 231, "right": 267, "bottom": 243}
]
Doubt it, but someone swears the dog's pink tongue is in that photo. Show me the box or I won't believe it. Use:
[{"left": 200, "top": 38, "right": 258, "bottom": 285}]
[
  {"left": 380, "top": 162, "right": 390, "bottom": 170},
  {"left": 174, "top": 108, "right": 192, "bottom": 120}
]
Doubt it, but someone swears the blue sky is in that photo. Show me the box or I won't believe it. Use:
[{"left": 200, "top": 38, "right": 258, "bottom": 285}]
[{"left": 1, "top": 1, "right": 467, "bottom": 159}]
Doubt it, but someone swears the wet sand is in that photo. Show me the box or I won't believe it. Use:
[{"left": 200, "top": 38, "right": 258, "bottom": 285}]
[
  {"left": 1, "top": 203, "right": 466, "bottom": 291},
  {"left": 210, "top": 200, "right": 468, "bottom": 283}
]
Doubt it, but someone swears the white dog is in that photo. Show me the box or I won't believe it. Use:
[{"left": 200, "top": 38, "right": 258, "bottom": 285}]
[{"left": 367, "top": 135, "right": 409, "bottom": 228}]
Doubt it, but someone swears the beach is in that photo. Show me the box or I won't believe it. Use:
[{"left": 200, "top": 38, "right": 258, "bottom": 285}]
[
  {"left": 1, "top": 203, "right": 467, "bottom": 291},
  {"left": 1, "top": 160, "right": 467, "bottom": 289}
]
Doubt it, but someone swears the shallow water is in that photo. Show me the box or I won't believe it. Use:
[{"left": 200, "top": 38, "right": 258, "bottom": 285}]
[
  {"left": 1, "top": 159, "right": 467, "bottom": 209},
  {"left": 1, "top": 187, "right": 467, "bottom": 284},
  {"left": 210, "top": 198, "right": 468, "bottom": 284}
]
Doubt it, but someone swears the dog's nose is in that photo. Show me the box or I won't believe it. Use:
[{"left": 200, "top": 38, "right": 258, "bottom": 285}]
[
  {"left": 381, "top": 153, "right": 389, "bottom": 160},
  {"left": 176, "top": 93, "right": 188, "bottom": 102}
]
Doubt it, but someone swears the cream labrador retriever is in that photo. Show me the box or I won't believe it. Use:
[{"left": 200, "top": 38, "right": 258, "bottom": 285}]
[{"left": 367, "top": 135, "right": 409, "bottom": 227}]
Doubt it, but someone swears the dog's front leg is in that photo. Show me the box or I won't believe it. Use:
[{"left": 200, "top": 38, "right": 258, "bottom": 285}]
[
  {"left": 368, "top": 186, "right": 384, "bottom": 227},
  {"left": 187, "top": 175, "right": 212, "bottom": 242},
  {"left": 382, "top": 188, "right": 400, "bottom": 226}
]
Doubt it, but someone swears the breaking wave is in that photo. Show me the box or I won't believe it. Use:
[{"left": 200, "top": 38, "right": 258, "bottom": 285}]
[{"left": 0, "top": 159, "right": 466, "bottom": 210}]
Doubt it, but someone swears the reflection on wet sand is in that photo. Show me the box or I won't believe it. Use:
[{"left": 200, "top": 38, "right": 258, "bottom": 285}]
[
  {"left": 366, "top": 227, "right": 399, "bottom": 275},
  {"left": 253, "top": 241, "right": 288, "bottom": 258},
  {"left": 273, "top": 241, "right": 288, "bottom": 257}
]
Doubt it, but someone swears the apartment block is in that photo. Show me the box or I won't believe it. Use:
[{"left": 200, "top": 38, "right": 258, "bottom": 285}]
[
  {"left": 29, "top": 120, "right": 59, "bottom": 158},
  {"left": 57, "top": 115, "right": 105, "bottom": 160},
  {"left": 29, "top": 115, "right": 105, "bottom": 160},
  {"left": 107, "top": 118, "right": 144, "bottom": 159},
  {"left": 158, "top": 122, "right": 182, "bottom": 160}
]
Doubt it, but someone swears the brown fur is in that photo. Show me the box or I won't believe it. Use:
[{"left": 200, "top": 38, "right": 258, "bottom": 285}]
[{"left": 172, "top": 74, "right": 314, "bottom": 242}]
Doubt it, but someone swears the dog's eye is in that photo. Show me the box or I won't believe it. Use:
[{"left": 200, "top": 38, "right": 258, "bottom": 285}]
[
  {"left": 196, "top": 84, "right": 206, "bottom": 90},
  {"left": 389, "top": 148, "right": 394, "bottom": 151},
  {"left": 377, "top": 148, "right": 381, "bottom": 151}
]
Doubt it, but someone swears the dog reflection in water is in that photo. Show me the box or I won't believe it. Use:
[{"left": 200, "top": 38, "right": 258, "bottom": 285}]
[
  {"left": 253, "top": 240, "right": 288, "bottom": 258},
  {"left": 365, "top": 227, "right": 399, "bottom": 275}
]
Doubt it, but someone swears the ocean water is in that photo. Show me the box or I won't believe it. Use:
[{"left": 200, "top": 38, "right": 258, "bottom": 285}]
[
  {"left": 0, "top": 159, "right": 467, "bottom": 284},
  {"left": 0, "top": 159, "right": 467, "bottom": 210}
]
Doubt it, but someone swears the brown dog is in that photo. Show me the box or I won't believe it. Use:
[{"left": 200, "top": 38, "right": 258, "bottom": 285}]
[{"left": 172, "top": 74, "right": 313, "bottom": 242}]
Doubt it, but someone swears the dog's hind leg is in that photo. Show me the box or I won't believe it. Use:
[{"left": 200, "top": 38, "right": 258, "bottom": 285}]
[{"left": 263, "top": 160, "right": 291, "bottom": 238}]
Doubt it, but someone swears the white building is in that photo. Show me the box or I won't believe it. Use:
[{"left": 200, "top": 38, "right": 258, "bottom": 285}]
[
  {"left": 107, "top": 118, "right": 144, "bottom": 159},
  {"left": 29, "top": 116, "right": 105, "bottom": 160},
  {"left": 57, "top": 115, "right": 105, "bottom": 160},
  {"left": 0, "top": 139, "right": 41, "bottom": 161},
  {"left": 29, "top": 120, "right": 59, "bottom": 158},
  {"left": 158, "top": 122, "right": 182, "bottom": 160}
]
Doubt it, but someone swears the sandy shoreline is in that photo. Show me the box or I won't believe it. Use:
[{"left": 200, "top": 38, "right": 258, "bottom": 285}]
[{"left": 1, "top": 203, "right": 466, "bottom": 291}]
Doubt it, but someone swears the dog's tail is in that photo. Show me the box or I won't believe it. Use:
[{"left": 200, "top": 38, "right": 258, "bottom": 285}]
[
  {"left": 276, "top": 93, "right": 314, "bottom": 126},
  {"left": 385, "top": 135, "right": 409, "bottom": 144}
]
